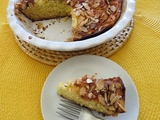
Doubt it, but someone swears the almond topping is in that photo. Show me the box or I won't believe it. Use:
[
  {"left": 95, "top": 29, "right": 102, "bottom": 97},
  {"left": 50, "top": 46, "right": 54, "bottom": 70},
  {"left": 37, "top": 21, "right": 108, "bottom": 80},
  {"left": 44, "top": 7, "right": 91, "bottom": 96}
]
[
  {"left": 110, "top": 5, "right": 117, "bottom": 12},
  {"left": 110, "top": 95, "right": 121, "bottom": 105},
  {"left": 96, "top": 80, "right": 105, "bottom": 91},
  {"left": 117, "top": 102, "right": 126, "bottom": 112},
  {"left": 75, "top": 79, "right": 82, "bottom": 85},
  {"left": 111, "top": 15, "right": 116, "bottom": 21},
  {"left": 75, "top": 4, "right": 83, "bottom": 9},
  {"left": 109, "top": 83, "right": 115, "bottom": 91},
  {"left": 79, "top": 87, "right": 87, "bottom": 96},
  {"left": 88, "top": 92, "right": 93, "bottom": 99},
  {"left": 95, "top": 0, "right": 101, "bottom": 3},
  {"left": 75, "top": 10, "right": 81, "bottom": 16},
  {"left": 93, "top": 3, "right": 100, "bottom": 8},
  {"left": 98, "top": 95, "right": 106, "bottom": 106},
  {"left": 66, "top": 0, "right": 71, "bottom": 4},
  {"left": 104, "top": 93, "right": 108, "bottom": 104},
  {"left": 82, "top": 3, "right": 90, "bottom": 10},
  {"left": 110, "top": 93, "right": 115, "bottom": 102},
  {"left": 79, "top": 26, "right": 88, "bottom": 32},
  {"left": 90, "top": 23, "right": 96, "bottom": 29},
  {"left": 108, "top": 106, "right": 116, "bottom": 111},
  {"left": 106, "top": 0, "right": 110, "bottom": 4},
  {"left": 86, "top": 78, "right": 93, "bottom": 84},
  {"left": 86, "top": 10, "right": 94, "bottom": 17},
  {"left": 115, "top": 83, "right": 122, "bottom": 89}
]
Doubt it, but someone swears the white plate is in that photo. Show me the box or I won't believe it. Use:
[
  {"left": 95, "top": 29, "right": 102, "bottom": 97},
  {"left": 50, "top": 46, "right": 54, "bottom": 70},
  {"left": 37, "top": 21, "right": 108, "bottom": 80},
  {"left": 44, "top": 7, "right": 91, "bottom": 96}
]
[{"left": 41, "top": 55, "right": 139, "bottom": 120}]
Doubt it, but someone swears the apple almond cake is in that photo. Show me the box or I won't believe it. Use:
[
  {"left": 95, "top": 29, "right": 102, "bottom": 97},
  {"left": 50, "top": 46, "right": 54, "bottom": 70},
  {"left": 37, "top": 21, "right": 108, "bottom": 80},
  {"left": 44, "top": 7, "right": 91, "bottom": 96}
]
[
  {"left": 57, "top": 74, "right": 126, "bottom": 116},
  {"left": 15, "top": 0, "right": 123, "bottom": 41}
]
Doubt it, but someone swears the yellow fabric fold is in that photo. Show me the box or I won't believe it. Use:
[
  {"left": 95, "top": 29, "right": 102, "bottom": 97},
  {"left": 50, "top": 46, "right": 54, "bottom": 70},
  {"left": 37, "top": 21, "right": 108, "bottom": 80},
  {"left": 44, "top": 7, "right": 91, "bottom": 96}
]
[{"left": 1, "top": 0, "right": 160, "bottom": 120}]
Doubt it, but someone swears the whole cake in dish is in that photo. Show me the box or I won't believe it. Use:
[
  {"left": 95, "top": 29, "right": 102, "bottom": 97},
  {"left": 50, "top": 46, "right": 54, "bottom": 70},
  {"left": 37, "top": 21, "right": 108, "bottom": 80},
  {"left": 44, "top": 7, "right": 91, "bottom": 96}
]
[
  {"left": 15, "top": 0, "right": 123, "bottom": 41},
  {"left": 57, "top": 74, "right": 126, "bottom": 116}
]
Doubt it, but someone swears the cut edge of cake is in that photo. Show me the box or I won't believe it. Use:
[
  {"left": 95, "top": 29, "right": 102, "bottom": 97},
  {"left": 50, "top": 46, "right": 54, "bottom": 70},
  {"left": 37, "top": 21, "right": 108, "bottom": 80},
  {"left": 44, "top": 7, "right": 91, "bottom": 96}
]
[{"left": 15, "top": 0, "right": 71, "bottom": 21}]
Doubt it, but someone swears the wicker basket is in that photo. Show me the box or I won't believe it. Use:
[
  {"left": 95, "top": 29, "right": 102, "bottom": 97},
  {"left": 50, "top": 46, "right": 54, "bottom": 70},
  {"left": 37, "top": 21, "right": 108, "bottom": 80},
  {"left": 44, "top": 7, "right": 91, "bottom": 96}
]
[{"left": 15, "top": 19, "right": 133, "bottom": 66}]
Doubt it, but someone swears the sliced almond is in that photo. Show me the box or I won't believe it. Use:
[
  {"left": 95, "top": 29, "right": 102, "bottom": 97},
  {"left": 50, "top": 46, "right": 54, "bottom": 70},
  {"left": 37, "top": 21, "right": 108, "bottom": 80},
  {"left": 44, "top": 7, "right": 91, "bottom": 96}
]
[
  {"left": 95, "top": 0, "right": 101, "bottom": 3},
  {"left": 75, "top": 10, "right": 81, "bottom": 16},
  {"left": 110, "top": 95, "right": 121, "bottom": 105},
  {"left": 66, "top": 0, "right": 71, "bottom": 4},
  {"left": 115, "top": 83, "right": 122, "bottom": 89},
  {"left": 94, "top": 13, "right": 100, "bottom": 18},
  {"left": 109, "top": 83, "right": 115, "bottom": 91},
  {"left": 75, "top": 3, "right": 83, "bottom": 9},
  {"left": 96, "top": 80, "right": 105, "bottom": 91},
  {"left": 110, "top": 5, "right": 117, "bottom": 12},
  {"left": 106, "top": 0, "right": 110, "bottom": 4},
  {"left": 78, "top": 16, "right": 85, "bottom": 24},
  {"left": 79, "top": 18, "right": 88, "bottom": 26},
  {"left": 79, "top": 87, "right": 87, "bottom": 96},
  {"left": 106, "top": 8, "right": 111, "bottom": 15},
  {"left": 110, "top": 15, "right": 116, "bottom": 21},
  {"left": 79, "top": 26, "right": 88, "bottom": 32},
  {"left": 88, "top": 92, "right": 93, "bottom": 99},
  {"left": 110, "top": 93, "right": 115, "bottom": 102},
  {"left": 93, "top": 3, "right": 100, "bottom": 8},
  {"left": 74, "top": 79, "right": 82, "bottom": 86},
  {"left": 108, "top": 106, "right": 116, "bottom": 111},
  {"left": 104, "top": 93, "right": 108, "bottom": 104},
  {"left": 90, "top": 23, "right": 96, "bottom": 29},
  {"left": 86, "top": 10, "right": 94, "bottom": 17},
  {"left": 90, "top": 84, "right": 96, "bottom": 91},
  {"left": 98, "top": 95, "right": 106, "bottom": 106},
  {"left": 82, "top": 3, "right": 90, "bottom": 10},
  {"left": 117, "top": 102, "right": 126, "bottom": 112},
  {"left": 114, "top": 102, "right": 118, "bottom": 108}
]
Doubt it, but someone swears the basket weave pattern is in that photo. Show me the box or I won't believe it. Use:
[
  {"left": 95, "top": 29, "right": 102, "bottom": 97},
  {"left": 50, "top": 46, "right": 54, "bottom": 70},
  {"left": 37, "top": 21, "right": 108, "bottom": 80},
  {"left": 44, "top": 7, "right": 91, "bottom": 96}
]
[{"left": 15, "top": 19, "right": 133, "bottom": 66}]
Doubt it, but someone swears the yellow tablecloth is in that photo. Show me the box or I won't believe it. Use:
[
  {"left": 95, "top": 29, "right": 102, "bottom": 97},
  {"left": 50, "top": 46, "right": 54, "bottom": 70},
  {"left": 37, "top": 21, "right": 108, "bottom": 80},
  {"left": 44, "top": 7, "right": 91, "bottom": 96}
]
[{"left": 1, "top": 0, "right": 160, "bottom": 120}]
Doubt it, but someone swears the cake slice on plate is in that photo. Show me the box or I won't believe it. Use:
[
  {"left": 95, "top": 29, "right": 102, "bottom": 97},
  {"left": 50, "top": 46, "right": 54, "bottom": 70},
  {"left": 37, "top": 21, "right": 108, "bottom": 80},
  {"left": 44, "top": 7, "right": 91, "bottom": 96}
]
[{"left": 57, "top": 74, "right": 126, "bottom": 116}]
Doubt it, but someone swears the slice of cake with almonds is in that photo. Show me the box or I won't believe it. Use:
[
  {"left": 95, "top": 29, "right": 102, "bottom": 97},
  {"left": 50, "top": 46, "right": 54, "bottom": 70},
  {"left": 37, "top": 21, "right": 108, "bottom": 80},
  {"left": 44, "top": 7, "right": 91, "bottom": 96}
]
[{"left": 57, "top": 74, "right": 126, "bottom": 116}]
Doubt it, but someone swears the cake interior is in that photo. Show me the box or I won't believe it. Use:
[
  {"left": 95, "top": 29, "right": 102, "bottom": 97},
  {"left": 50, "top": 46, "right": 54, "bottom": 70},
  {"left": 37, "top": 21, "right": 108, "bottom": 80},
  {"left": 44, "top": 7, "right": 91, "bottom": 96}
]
[{"left": 17, "top": 0, "right": 71, "bottom": 21}]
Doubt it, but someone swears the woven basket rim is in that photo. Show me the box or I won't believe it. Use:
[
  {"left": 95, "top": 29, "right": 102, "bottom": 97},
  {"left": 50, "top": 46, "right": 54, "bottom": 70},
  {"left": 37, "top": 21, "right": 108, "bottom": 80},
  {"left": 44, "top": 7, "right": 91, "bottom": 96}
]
[{"left": 15, "top": 19, "right": 134, "bottom": 66}]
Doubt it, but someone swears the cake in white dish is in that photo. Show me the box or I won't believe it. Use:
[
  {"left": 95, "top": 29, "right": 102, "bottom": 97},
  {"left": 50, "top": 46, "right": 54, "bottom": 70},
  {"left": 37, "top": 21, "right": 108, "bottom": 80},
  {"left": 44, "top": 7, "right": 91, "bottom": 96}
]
[{"left": 15, "top": 0, "right": 123, "bottom": 41}]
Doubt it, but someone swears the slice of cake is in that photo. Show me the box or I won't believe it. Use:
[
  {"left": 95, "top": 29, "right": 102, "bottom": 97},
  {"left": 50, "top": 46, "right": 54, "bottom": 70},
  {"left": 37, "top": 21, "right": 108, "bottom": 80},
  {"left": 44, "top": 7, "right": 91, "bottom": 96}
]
[
  {"left": 15, "top": 0, "right": 123, "bottom": 41},
  {"left": 57, "top": 74, "right": 126, "bottom": 116}
]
